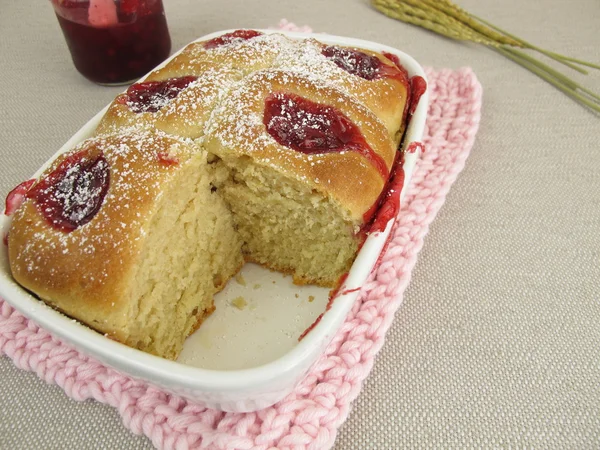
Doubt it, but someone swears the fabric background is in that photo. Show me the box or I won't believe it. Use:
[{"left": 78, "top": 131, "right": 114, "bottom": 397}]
[{"left": 1, "top": 0, "right": 599, "bottom": 449}]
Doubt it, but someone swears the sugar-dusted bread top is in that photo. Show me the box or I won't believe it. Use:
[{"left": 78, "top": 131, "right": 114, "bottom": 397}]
[
  {"left": 8, "top": 130, "right": 203, "bottom": 342},
  {"left": 203, "top": 70, "right": 398, "bottom": 222},
  {"left": 96, "top": 31, "right": 409, "bottom": 147},
  {"left": 272, "top": 38, "right": 409, "bottom": 142},
  {"left": 95, "top": 66, "right": 241, "bottom": 139},
  {"left": 148, "top": 30, "right": 298, "bottom": 79},
  {"left": 95, "top": 32, "right": 299, "bottom": 138}
]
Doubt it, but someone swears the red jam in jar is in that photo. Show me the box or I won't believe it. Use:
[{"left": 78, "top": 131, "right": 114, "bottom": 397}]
[{"left": 50, "top": 0, "right": 172, "bottom": 85}]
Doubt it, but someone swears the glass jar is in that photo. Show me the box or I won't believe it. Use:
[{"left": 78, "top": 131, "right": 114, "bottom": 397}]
[{"left": 49, "top": 0, "right": 172, "bottom": 85}]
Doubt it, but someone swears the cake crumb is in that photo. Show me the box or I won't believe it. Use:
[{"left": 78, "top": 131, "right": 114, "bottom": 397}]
[
  {"left": 231, "top": 296, "right": 247, "bottom": 310},
  {"left": 235, "top": 274, "right": 246, "bottom": 286},
  {"left": 253, "top": 283, "right": 261, "bottom": 290},
  {"left": 295, "top": 293, "right": 299, "bottom": 298},
  {"left": 308, "top": 295, "right": 315, "bottom": 303}
]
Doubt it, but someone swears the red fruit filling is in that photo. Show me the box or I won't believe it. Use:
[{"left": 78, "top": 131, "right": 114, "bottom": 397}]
[
  {"left": 157, "top": 151, "right": 179, "bottom": 166},
  {"left": 26, "top": 151, "right": 110, "bottom": 232},
  {"left": 264, "top": 92, "right": 389, "bottom": 179},
  {"left": 322, "top": 46, "right": 380, "bottom": 80},
  {"left": 381, "top": 52, "right": 427, "bottom": 119},
  {"left": 204, "top": 30, "right": 263, "bottom": 49},
  {"left": 322, "top": 46, "right": 406, "bottom": 84},
  {"left": 362, "top": 152, "right": 405, "bottom": 233},
  {"left": 408, "top": 75, "right": 427, "bottom": 116},
  {"left": 406, "top": 141, "right": 425, "bottom": 154},
  {"left": 381, "top": 52, "right": 410, "bottom": 87},
  {"left": 124, "top": 76, "right": 197, "bottom": 113},
  {"left": 4, "top": 179, "right": 36, "bottom": 216},
  {"left": 363, "top": 143, "right": 424, "bottom": 233}
]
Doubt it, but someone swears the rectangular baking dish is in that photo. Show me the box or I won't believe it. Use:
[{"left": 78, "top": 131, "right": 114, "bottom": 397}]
[{"left": 0, "top": 29, "right": 428, "bottom": 412}]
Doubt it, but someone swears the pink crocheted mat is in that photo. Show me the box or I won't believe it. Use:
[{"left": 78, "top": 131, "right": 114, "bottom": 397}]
[{"left": 0, "top": 26, "right": 483, "bottom": 450}]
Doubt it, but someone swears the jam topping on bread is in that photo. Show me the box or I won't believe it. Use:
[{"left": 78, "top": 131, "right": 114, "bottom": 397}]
[
  {"left": 204, "top": 29, "right": 264, "bottom": 49},
  {"left": 322, "top": 46, "right": 405, "bottom": 83},
  {"left": 264, "top": 92, "right": 388, "bottom": 178},
  {"left": 26, "top": 150, "right": 110, "bottom": 232},
  {"left": 4, "top": 179, "right": 36, "bottom": 216},
  {"left": 120, "top": 76, "right": 198, "bottom": 113}
]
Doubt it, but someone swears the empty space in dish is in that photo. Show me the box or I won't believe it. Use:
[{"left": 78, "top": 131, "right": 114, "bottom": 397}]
[{"left": 180, "top": 263, "right": 328, "bottom": 370}]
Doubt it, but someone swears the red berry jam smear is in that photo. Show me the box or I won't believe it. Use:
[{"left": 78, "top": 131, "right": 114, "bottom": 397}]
[
  {"left": 4, "top": 179, "right": 36, "bottom": 216},
  {"left": 298, "top": 313, "right": 323, "bottom": 341},
  {"left": 124, "top": 76, "right": 197, "bottom": 113},
  {"left": 362, "top": 151, "right": 405, "bottom": 233},
  {"left": 322, "top": 46, "right": 406, "bottom": 84},
  {"left": 157, "top": 151, "right": 179, "bottom": 166},
  {"left": 264, "top": 92, "right": 389, "bottom": 179},
  {"left": 381, "top": 52, "right": 427, "bottom": 120},
  {"left": 27, "top": 151, "right": 110, "bottom": 233},
  {"left": 382, "top": 52, "right": 410, "bottom": 88},
  {"left": 204, "top": 30, "right": 263, "bottom": 49}
]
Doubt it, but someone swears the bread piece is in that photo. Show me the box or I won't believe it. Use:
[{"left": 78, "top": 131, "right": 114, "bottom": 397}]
[
  {"left": 273, "top": 39, "right": 409, "bottom": 143},
  {"left": 203, "top": 70, "right": 397, "bottom": 286},
  {"left": 148, "top": 31, "right": 298, "bottom": 80},
  {"left": 8, "top": 130, "right": 243, "bottom": 359},
  {"left": 95, "top": 67, "right": 241, "bottom": 139}
]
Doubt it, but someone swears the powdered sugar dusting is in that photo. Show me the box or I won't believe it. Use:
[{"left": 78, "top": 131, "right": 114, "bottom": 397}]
[
  {"left": 267, "top": 38, "right": 406, "bottom": 136},
  {"left": 206, "top": 67, "right": 389, "bottom": 159},
  {"left": 98, "top": 69, "right": 242, "bottom": 140},
  {"left": 155, "top": 67, "right": 242, "bottom": 138},
  {"left": 174, "top": 33, "right": 298, "bottom": 76},
  {"left": 11, "top": 130, "right": 198, "bottom": 286}
]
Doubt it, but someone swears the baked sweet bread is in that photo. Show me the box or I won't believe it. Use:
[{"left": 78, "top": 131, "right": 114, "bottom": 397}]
[
  {"left": 95, "top": 66, "right": 241, "bottom": 139},
  {"left": 5, "top": 30, "right": 413, "bottom": 360},
  {"left": 150, "top": 30, "right": 297, "bottom": 78},
  {"left": 204, "top": 70, "right": 396, "bottom": 285},
  {"left": 272, "top": 38, "right": 409, "bottom": 141},
  {"left": 8, "top": 130, "right": 243, "bottom": 359}
]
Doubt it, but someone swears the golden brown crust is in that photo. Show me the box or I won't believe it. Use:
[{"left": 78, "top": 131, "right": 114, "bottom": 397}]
[
  {"left": 189, "top": 303, "right": 216, "bottom": 335},
  {"left": 148, "top": 33, "right": 297, "bottom": 79},
  {"left": 95, "top": 67, "right": 241, "bottom": 139},
  {"left": 243, "top": 254, "right": 348, "bottom": 288},
  {"left": 94, "top": 94, "right": 153, "bottom": 136},
  {"left": 8, "top": 131, "right": 199, "bottom": 342},
  {"left": 203, "top": 70, "right": 397, "bottom": 221},
  {"left": 273, "top": 39, "right": 408, "bottom": 143}
]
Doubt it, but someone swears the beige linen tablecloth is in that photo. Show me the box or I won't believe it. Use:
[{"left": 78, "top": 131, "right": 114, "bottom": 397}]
[{"left": 1, "top": 1, "right": 599, "bottom": 448}]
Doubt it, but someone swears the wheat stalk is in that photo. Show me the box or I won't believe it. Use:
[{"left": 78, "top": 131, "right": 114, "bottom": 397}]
[{"left": 372, "top": 0, "right": 600, "bottom": 114}]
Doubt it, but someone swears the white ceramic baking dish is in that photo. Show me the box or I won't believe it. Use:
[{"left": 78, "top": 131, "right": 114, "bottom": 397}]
[{"left": 0, "top": 29, "right": 428, "bottom": 412}]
